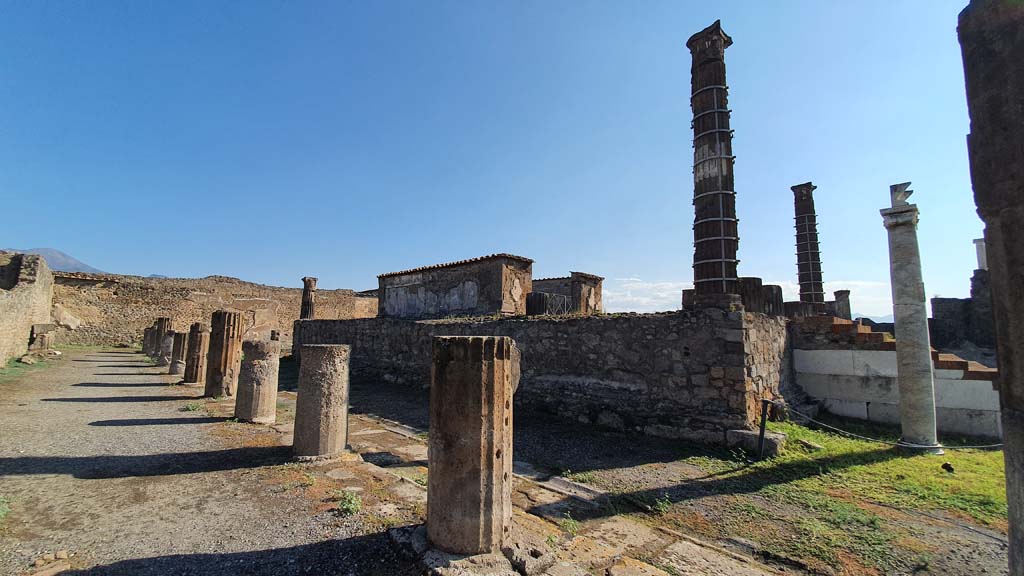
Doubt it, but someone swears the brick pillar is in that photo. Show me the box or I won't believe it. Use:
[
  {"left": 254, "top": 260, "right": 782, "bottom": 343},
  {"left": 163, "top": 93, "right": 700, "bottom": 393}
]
[
  {"left": 762, "top": 285, "right": 784, "bottom": 316},
  {"left": 293, "top": 344, "right": 351, "bottom": 460},
  {"left": 958, "top": 2, "right": 1024, "bottom": 570},
  {"left": 300, "top": 277, "right": 317, "bottom": 320},
  {"left": 793, "top": 182, "right": 825, "bottom": 312},
  {"left": 169, "top": 331, "right": 188, "bottom": 375},
  {"left": 184, "top": 323, "right": 209, "bottom": 385},
  {"left": 235, "top": 340, "right": 280, "bottom": 424},
  {"left": 737, "top": 277, "right": 764, "bottom": 313},
  {"left": 881, "top": 183, "right": 941, "bottom": 452},
  {"left": 205, "top": 311, "right": 243, "bottom": 398},
  {"left": 427, "top": 336, "right": 520, "bottom": 555},
  {"left": 687, "top": 21, "right": 739, "bottom": 302}
]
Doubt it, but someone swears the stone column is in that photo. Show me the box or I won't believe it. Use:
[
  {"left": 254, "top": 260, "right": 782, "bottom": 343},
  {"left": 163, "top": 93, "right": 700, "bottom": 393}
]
[
  {"left": 169, "top": 331, "right": 188, "bottom": 375},
  {"left": 293, "top": 344, "right": 350, "bottom": 460},
  {"left": 153, "top": 317, "right": 171, "bottom": 358},
  {"left": 793, "top": 182, "right": 826, "bottom": 312},
  {"left": 762, "top": 285, "right": 784, "bottom": 316},
  {"left": 737, "top": 277, "right": 764, "bottom": 313},
  {"left": 974, "top": 238, "right": 989, "bottom": 271},
  {"left": 300, "top": 277, "right": 318, "bottom": 320},
  {"left": 235, "top": 340, "right": 280, "bottom": 424},
  {"left": 959, "top": 2, "right": 1024, "bottom": 570},
  {"left": 157, "top": 331, "right": 174, "bottom": 367},
  {"left": 205, "top": 311, "right": 243, "bottom": 398},
  {"left": 881, "top": 183, "right": 941, "bottom": 452},
  {"left": 184, "top": 323, "right": 209, "bottom": 385},
  {"left": 834, "top": 290, "right": 852, "bottom": 321},
  {"left": 687, "top": 21, "right": 740, "bottom": 303},
  {"left": 427, "top": 336, "right": 520, "bottom": 555},
  {"left": 142, "top": 327, "right": 154, "bottom": 356}
]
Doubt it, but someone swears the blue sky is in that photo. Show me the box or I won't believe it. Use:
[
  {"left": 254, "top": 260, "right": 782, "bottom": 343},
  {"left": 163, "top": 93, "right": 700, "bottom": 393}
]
[{"left": 0, "top": 1, "right": 979, "bottom": 316}]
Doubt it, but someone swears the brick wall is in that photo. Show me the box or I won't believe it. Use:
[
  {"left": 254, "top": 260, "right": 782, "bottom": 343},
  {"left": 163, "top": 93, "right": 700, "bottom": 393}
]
[
  {"left": 51, "top": 272, "right": 376, "bottom": 348},
  {"left": 294, "top": 309, "right": 789, "bottom": 443},
  {"left": 0, "top": 253, "right": 53, "bottom": 365}
]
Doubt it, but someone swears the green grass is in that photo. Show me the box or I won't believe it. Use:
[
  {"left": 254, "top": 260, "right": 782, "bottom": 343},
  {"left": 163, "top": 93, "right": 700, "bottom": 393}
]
[
  {"left": 667, "top": 416, "right": 1006, "bottom": 572},
  {"left": 563, "top": 469, "right": 597, "bottom": 485},
  {"left": 558, "top": 511, "right": 580, "bottom": 536},
  {"left": 0, "top": 356, "right": 51, "bottom": 384},
  {"left": 180, "top": 402, "right": 204, "bottom": 412},
  {"left": 0, "top": 495, "right": 9, "bottom": 523}
]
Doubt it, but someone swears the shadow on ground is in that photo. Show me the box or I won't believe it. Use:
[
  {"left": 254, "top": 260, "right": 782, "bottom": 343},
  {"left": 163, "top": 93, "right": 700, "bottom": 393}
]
[
  {"left": 0, "top": 445, "right": 291, "bottom": 479},
  {"left": 61, "top": 533, "right": 419, "bottom": 576},
  {"left": 73, "top": 382, "right": 174, "bottom": 388},
  {"left": 89, "top": 417, "right": 228, "bottom": 426},
  {"left": 42, "top": 395, "right": 198, "bottom": 403}
]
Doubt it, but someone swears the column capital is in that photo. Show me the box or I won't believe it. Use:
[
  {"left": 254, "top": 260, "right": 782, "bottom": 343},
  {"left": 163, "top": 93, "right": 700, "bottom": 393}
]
[
  {"left": 791, "top": 181, "right": 817, "bottom": 201},
  {"left": 881, "top": 204, "right": 920, "bottom": 228},
  {"left": 686, "top": 20, "right": 732, "bottom": 58}
]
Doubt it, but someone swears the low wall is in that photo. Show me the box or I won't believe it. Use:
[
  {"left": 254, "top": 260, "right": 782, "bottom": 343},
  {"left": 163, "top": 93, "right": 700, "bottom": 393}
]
[
  {"left": 295, "top": 309, "right": 789, "bottom": 443},
  {"left": 0, "top": 254, "right": 53, "bottom": 365},
  {"left": 52, "top": 272, "right": 377, "bottom": 348},
  {"left": 790, "top": 316, "right": 1001, "bottom": 438},
  {"left": 794, "top": 349, "right": 1001, "bottom": 438}
]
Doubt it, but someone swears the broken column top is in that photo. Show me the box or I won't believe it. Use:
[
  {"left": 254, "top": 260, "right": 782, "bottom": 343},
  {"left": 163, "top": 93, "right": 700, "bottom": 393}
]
[
  {"left": 792, "top": 181, "right": 818, "bottom": 200},
  {"left": 881, "top": 182, "right": 919, "bottom": 225},
  {"left": 889, "top": 182, "right": 914, "bottom": 207},
  {"left": 686, "top": 20, "right": 733, "bottom": 55},
  {"left": 302, "top": 277, "right": 318, "bottom": 287}
]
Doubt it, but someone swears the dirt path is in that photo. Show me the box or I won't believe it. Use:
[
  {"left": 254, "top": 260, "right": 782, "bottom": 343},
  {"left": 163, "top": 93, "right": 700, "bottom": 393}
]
[{"left": 0, "top": 350, "right": 414, "bottom": 575}]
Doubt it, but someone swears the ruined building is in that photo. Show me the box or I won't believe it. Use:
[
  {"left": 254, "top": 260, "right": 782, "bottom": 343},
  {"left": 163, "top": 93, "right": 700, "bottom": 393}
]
[
  {"left": 0, "top": 252, "right": 53, "bottom": 365},
  {"left": 930, "top": 238, "right": 996, "bottom": 359}
]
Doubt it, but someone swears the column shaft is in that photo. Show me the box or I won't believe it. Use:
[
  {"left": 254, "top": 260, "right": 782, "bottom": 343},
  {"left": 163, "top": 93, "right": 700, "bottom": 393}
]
[
  {"left": 293, "top": 344, "right": 350, "bottom": 460},
  {"left": 881, "top": 185, "right": 940, "bottom": 449},
  {"left": 184, "top": 323, "right": 210, "bottom": 385},
  {"left": 958, "top": 2, "right": 1024, "bottom": 570},
  {"left": 169, "top": 331, "right": 188, "bottom": 375},
  {"left": 427, "top": 336, "right": 519, "bottom": 555},
  {"left": 205, "top": 311, "right": 243, "bottom": 397},
  {"left": 235, "top": 340, "right": 280, "bottom": 424}
]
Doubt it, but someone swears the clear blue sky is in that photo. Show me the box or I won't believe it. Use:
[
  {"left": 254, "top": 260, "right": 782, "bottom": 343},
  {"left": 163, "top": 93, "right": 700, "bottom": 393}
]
[{"left": 0, "top": 1, "right": 979, "bottom": 316}]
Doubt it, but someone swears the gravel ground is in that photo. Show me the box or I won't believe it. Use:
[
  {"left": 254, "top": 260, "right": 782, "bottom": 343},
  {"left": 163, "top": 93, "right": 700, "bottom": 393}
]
[{"left": 0, "top": 350, "right": 417, "bottom": 575}]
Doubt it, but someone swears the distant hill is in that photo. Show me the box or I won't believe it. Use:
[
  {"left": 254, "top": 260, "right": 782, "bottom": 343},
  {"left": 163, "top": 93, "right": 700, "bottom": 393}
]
[
  {"left": 854, "top": 312, "right": 894, "bottom": 324},
  {"left": 2, "top": 248, "right": 106, "bottom": 274}
]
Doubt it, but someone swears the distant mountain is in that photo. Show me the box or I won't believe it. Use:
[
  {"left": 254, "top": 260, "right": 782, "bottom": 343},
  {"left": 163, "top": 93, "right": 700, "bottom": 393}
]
[
  {"left": 148, "top": 274, "right": 168, "bottom": 279},
  {"left": 854, "top": 312, "right": 894, "bottom": 324},
  {"left": 3, "top": 248, "right": 106, "bottom": 274}
]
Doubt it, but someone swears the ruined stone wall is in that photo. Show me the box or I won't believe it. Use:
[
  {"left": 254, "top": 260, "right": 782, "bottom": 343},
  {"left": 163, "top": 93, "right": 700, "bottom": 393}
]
[
  {"left": 0, "top": 253, "right": 53, "bottom": 365},
  {"left": 294, "top": 309, "right": 788, "bottom": 443},
  {"left": 378, "top": 255, "right": 532, "bottom": 319},
  {"left": 931, "top": 269, "right": 995, "bottom": 350},
  {"left": 51, "top": 272, "right": 376, "bottom": 348}
]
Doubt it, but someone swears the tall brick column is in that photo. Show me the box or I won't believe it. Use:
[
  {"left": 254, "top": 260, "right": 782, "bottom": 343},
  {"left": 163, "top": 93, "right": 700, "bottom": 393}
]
[
  {"left": 205, "top": 311, "right": 243, "bottom": 398},
  {"left": 427, "top": 336, "right": 520, "bottom": 554},
  {"left": 793, "top": 182, "right": 825, "bottom": 312},
  {"left": 881, "top": 183, "right": 941, "bottom": 452},
  {"left": 959, "top": 2, "right": 1024, "bottom": 570},
  {"left": 300, "top": 277, "right": 317, "bottom": 320},
  {"left": 293, "top": 344, "right": 351, "bottom": 460},
  {"left": 184, "top": 323, "right": 209, "bottom": 385},
  {"left": 235, "top": 340, "right": 281, "bottom": 424},
  {"left": 687, "top": 21, "right": 739, "bottom": 303},
  {"left": 169, "top": 331, "right": 188, "bottom": 375}
]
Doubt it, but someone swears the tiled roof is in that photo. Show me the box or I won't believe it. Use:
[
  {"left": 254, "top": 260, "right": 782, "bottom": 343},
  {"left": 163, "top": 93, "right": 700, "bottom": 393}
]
[{"left": 378, "top": 253, "right": 534, "bottom": 279}]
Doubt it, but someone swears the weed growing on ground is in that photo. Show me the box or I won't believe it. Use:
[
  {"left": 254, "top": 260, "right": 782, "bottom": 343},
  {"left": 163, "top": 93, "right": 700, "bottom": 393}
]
[
  {"left": 653, "top": 493, "right": 672, "bottom": 515},
  {"left": 300, "top": 473, "right": 316, "bottom": 488},
  {"left": 559, "top": 511, "right": 580, "bottom": 537},
  {"left": 180, "top": 402, "right": 203, "bottom": 412},
  {"left": 563, "top": 469, "right": 597, "bottom": 485},
  {"left": 332, "top": 490, "right": 362, "bottom": 516},
  {"left": 0, "top": 495, "right": 9, "bottom": 523}
]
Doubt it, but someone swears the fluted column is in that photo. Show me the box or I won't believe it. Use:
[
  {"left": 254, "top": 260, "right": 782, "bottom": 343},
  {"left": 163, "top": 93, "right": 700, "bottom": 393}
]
[
  {"left": 205, "top": 311, "right": 243, "bottom": 398},
  {"left": 427, "top": 336, "right": 520, "bottom": 555},
  {"left": 881, "top": 183, "right": 941, "bottom": 452}
]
